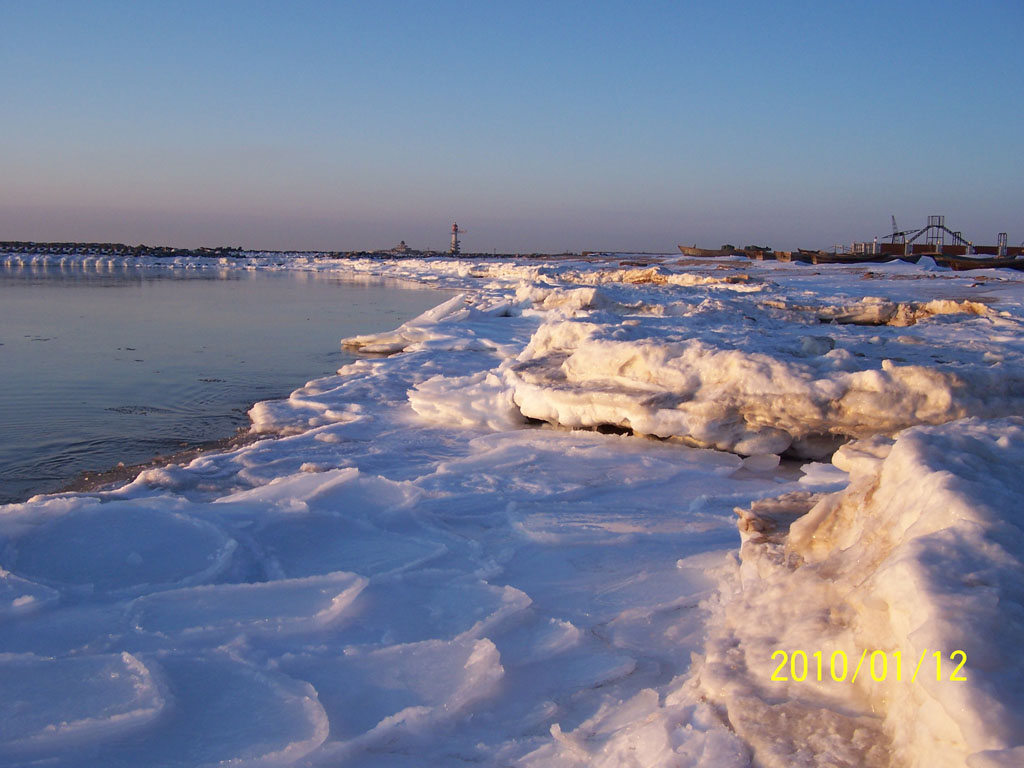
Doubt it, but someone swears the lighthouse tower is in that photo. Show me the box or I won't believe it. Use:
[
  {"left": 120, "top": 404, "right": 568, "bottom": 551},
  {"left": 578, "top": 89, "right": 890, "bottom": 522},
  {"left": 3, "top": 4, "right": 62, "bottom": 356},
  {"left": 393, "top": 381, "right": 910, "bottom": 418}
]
[{"left": 450, "top": 222, "right": 461, "bottom": 255}]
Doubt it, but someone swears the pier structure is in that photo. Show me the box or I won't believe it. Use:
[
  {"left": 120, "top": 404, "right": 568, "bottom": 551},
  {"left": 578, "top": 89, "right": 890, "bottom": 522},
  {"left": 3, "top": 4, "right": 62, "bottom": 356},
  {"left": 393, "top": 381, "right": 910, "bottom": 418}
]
[
  {"left": 680, "top": 214, "right": 1022, "bottom": 270},
  {"left": 873, "top": 215, "right": 1022, "bottom": 258}
]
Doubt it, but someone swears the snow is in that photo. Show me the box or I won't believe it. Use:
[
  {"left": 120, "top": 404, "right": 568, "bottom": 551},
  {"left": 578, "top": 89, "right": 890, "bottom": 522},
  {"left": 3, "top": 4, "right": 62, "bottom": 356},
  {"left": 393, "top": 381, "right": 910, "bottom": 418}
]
[{"left": 2, "top": 249, "right": 1023, "bottom": 766}]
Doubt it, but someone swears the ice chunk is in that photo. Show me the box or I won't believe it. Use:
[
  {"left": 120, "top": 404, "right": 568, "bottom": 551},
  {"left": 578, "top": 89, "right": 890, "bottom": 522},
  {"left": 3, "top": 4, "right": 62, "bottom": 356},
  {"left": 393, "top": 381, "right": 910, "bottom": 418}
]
[
  {"left": 798, "top": 335, "right": 835, "bottom": 356},
  {"left": 740, "top": 453, "right": 781, "bottom": 472},
  {"left": 4, "top": 502, "right": 236, "bottom": 598},
  {"left": 0, "top": 568, "right": 60, "bottom": 616},
  {"left": 352, "top": 636, "right": 505, "bottom": 717},
  {"left": 521, "top": 686, "right": 750, "bottom": 768},
  {"left": 323, "top": 575, "right": 531, "bottom": 647},
  {"left": 410, "top": 369, "right": 526, "bottom": 431},
  {"left": 129, "top": 571, "right": 367, "bottom": 637},
  {"left": 283, "top": 637, "right": 504, "bottom": 751},
  {"left": 704, "top": 418, "right": 1024, "bottom": 768},
  {"left": 216, "top": 465, "right": 418, "bottom": 515},
  {"left": 0, "top": 653, "right": 164, "bottom": 757},
  {"left": 503, "top": 314, "right": 1024, "bottom": 457},
  {"left": 84, "top": 654, "right": 329, "bottom": 767},
  {"left": 252, "top": 512, "right": 445, "bottom": 579},
  {"left": 342, "top": 293, "right": 470, "bottom": 353}
]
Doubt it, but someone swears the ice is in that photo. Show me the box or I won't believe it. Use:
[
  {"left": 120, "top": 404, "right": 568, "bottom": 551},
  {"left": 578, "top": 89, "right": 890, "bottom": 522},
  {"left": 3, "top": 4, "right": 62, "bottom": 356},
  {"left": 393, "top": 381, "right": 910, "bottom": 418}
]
[
  {"left": 410, "top": 369, "right": 525, "bottom": 432},
  {"left": 701, "top": 418, "right": 1024, "bottom": 767},
  {"left": 86, "top": 654, "right": 329, "bottom": 767},
  {"left": 0, "top": 653, "right": 164, "bottom": 758},
  {"left": 1, "top": 499, "right": 236, "bottom": 598},
  {"left": 298, "top": 636, "right": 505, "bottom": 755},
  {"left": 2, "top": 251, "right": 1023, "bottom": 765},
  {"left": 327, "top": 575, "right": 532, "bottom": 647},
  {"left": 498, "top": 309, "right": 1024, "bottom": 457},
  {"left": 342, "top": 292, "right": 472, "bottom": 354},
  {"left": 741, "top": 453, "right": 781, "bottom": 472},
  {"left": 250, "top": 512, "right": 446, "bottom": 578},
  {"left": 0, "top": 567, "right": 60, "bottom": 616},
  {"left": 129, "top": 571, "right": 366, "bottom": 637},
  {"left": 520, "top": 686, "right": 752, "bottom": 768}
]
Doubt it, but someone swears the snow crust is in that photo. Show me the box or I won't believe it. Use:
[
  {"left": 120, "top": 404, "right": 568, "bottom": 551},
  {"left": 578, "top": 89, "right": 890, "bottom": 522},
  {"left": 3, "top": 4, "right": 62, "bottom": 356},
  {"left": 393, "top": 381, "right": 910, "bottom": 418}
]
[{"left": 2, "top": 249, "right": 1023, "bottom": 766}]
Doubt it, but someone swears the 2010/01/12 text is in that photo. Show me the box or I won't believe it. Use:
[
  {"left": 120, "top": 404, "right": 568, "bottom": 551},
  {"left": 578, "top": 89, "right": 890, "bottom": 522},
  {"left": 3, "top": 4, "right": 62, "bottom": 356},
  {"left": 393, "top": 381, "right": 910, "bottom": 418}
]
[{"left": 770, "top": 649, "right": 967, "bottom": 684}]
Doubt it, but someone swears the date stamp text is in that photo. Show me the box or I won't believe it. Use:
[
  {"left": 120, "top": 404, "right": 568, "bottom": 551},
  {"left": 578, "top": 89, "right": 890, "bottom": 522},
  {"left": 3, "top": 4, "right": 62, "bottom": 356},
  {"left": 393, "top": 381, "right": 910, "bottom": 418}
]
[{"left": 770, "top": 649, "right": 967, "bottom": 684}]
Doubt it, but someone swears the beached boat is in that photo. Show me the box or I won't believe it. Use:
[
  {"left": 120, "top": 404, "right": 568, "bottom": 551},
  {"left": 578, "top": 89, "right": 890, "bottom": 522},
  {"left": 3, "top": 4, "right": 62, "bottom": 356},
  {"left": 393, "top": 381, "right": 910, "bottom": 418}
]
[
  {"left": 932, "top": 254, "right": 1024, "bottom": 271},
  {"left": 808, "top": 251, "right": 900, "bottom": 265},
  {"left": 677, "top": 245, "right": 740, "bottom": 257},
  {"left": 677, "top": 245, "right": 777, "bottom": 259}
]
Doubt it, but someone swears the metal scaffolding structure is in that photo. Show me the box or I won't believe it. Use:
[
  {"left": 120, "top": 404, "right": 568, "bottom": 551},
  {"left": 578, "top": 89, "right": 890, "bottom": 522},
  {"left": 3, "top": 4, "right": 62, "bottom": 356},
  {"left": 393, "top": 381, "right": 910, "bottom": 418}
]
[{"left": 902, "top": 215, "right": 973, "bottom": 255}]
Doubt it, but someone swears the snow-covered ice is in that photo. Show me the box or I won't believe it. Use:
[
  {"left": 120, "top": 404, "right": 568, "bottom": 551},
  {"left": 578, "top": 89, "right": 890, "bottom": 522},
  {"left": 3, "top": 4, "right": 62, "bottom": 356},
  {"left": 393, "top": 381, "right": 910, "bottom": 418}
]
[{"left": 2, "top": 249, "right": 1023, "bottom": 766}]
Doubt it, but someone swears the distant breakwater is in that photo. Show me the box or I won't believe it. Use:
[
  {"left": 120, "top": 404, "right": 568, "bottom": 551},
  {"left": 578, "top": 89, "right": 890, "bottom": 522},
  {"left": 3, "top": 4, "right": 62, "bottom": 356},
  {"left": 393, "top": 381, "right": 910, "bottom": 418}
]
[
  {"left": 0, "top": 241, "right": 580, "bottom": 261},
  {"left": 0, "top": 241, "right": 248, "bottom": 259}
]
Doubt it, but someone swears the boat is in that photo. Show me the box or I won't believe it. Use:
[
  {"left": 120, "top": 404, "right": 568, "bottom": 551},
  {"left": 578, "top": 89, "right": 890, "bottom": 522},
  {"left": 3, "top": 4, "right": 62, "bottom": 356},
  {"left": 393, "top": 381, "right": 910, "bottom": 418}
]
[
  {"left": 741, "top": 248, "right": 776, "bottom": 260},
  {"left": 932, "top": 254, "right": 1024, "bottom": 271},
  {"left": 677, "top": 245, "right": 741, "bottom": 257},
  {"left": 806, "top": 251, "right": 900, "bottom": 265},
  {"left": 763, "top": 249, "right": 896, "bottom": 265}
]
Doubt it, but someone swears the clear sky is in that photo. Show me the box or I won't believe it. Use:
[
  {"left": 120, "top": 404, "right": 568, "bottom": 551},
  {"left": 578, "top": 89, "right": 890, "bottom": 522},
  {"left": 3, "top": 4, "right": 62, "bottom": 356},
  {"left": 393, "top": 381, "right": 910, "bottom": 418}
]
[{"left": 2, "top": 0, "right": 1021, "bottom": 253}]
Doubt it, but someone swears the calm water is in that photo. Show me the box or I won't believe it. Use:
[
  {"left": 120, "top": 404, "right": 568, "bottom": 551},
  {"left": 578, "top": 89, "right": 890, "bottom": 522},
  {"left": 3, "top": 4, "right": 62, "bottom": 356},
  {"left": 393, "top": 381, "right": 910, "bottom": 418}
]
[{"left": 0, "top": 263, "right": 452, "bottom": 503}]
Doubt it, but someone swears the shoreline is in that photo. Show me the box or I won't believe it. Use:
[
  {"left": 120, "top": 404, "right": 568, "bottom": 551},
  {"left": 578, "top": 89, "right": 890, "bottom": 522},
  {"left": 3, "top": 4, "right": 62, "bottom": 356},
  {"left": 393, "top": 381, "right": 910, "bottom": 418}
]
[{"left": 54, "top": 426, "right": 263, "bottom": 498}]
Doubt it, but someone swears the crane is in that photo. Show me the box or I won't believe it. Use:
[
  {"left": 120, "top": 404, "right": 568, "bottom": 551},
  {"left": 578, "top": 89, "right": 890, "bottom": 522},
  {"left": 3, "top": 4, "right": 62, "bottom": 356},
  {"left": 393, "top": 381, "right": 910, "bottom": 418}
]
[{"left": 886, "top": 214, "right": 916, "bottom": 244}]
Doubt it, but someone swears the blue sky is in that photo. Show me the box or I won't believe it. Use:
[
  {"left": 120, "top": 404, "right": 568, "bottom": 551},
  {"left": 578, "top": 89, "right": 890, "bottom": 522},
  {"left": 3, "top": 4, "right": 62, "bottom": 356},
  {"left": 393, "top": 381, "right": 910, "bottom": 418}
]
[{"left": 1, "top": 0, "right": 1021, "bottom": 252}]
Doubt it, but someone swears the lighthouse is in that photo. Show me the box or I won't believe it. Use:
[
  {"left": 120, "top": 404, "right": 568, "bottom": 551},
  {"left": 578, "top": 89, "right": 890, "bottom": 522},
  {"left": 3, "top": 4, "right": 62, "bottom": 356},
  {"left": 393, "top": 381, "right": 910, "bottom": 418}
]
[{"left": 450, "top": 222, "right": 461, "bottom": 255}]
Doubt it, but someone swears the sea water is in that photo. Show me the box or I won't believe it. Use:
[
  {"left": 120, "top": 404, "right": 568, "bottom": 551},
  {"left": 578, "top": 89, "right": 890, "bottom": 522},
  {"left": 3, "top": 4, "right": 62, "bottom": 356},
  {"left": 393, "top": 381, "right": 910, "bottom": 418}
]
[{"left": 0, "top": 262, "right": 453, "bottom": 503}]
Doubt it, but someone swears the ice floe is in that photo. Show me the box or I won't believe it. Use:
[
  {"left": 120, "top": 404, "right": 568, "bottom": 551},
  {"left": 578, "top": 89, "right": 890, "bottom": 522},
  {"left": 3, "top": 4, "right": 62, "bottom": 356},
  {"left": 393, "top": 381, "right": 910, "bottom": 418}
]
[
  {"left": 0, "top": 653, "right": 164, "bottom": 759},
  {"left": 128, "top": 571, "right": 367, "bottom": 638},
  {"left": 0, "top": 498, "right": 236, "bottom": 598}
]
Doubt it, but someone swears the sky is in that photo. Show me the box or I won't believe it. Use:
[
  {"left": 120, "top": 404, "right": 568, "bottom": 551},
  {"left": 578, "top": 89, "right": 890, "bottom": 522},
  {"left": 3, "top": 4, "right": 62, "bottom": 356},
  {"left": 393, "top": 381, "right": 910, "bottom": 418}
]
[{"left": 1, "top": 0, "right": 1021, "bottom": 253}]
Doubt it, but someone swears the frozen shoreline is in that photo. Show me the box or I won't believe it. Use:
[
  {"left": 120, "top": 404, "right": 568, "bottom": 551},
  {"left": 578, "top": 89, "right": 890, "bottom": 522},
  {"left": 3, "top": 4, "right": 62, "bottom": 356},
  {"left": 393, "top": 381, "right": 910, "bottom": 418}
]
[{"left": 2, "top": 251, "right": 1023, "bottom": 766}]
